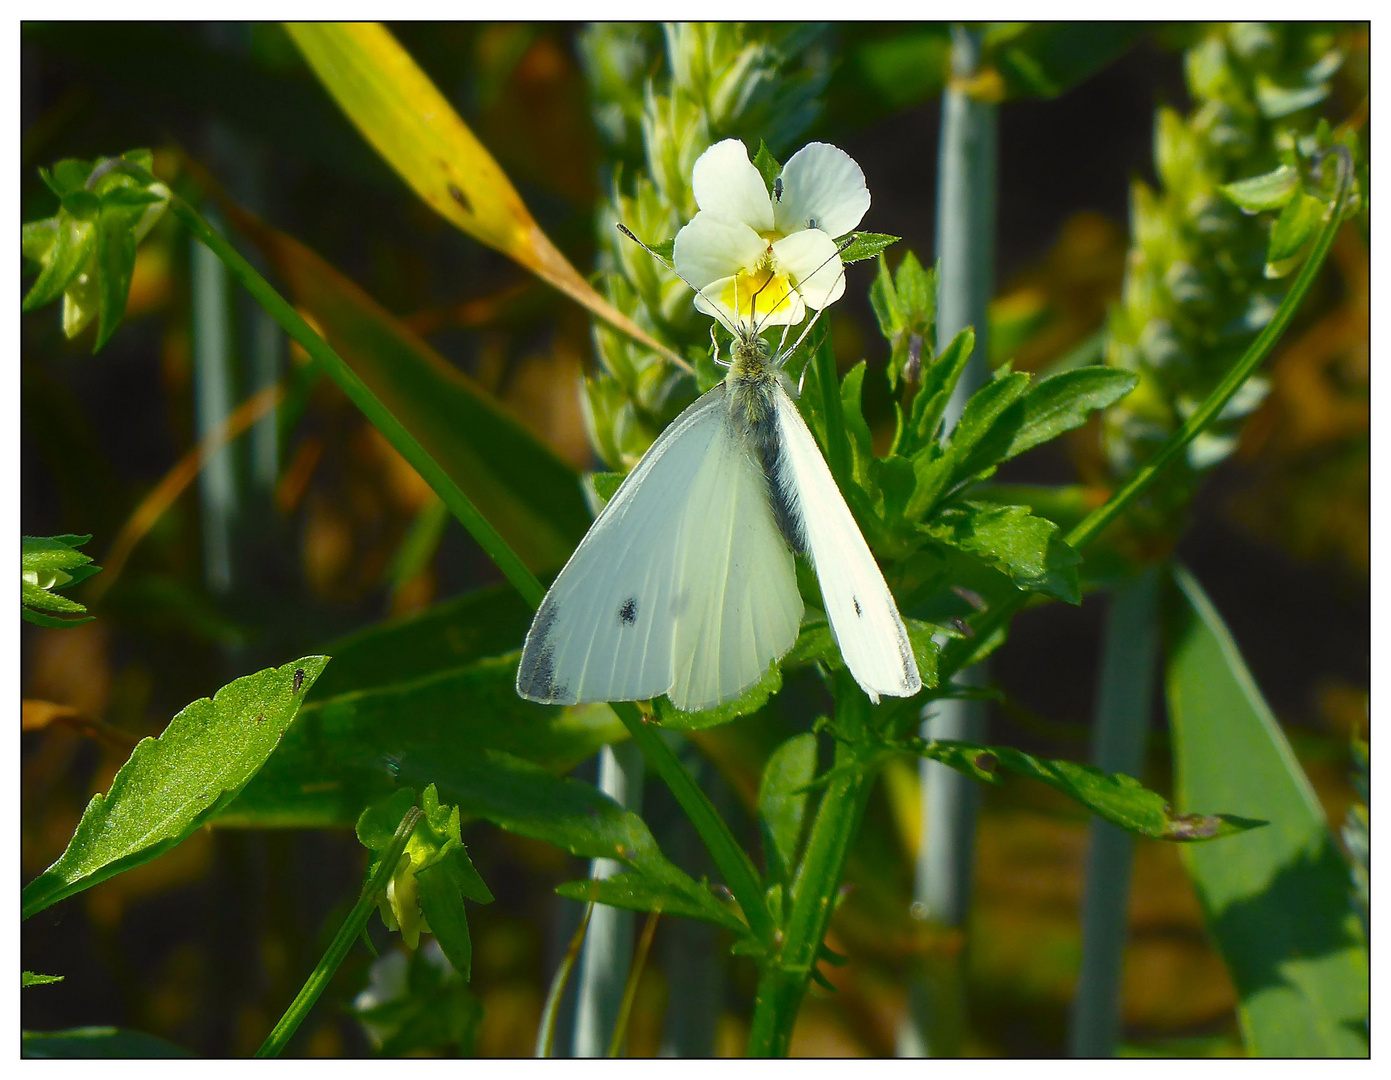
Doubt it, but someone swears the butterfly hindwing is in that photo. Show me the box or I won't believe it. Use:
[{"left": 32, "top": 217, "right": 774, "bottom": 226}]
[
  {"left": 517, "top": 385, "right": 803, "bottom": 712},
  {"left": 773, "top": 383, "right": 921, "bottom": 703}
]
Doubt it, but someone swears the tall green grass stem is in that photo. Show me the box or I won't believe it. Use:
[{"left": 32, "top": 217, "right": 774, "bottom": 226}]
[
  {"left": 1069, "top": 565, "right": 1162, "bottom": 1056},
  {"left": 903, "top": 23, "right": 997, "bottom": 1058},
  {"left": 255, "top": 806, "right": 422, "bottom": 1057}
]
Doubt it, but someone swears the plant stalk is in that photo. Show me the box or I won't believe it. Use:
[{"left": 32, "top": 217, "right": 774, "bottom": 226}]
[
  {"left": 255, "top": 805, "right": 422, "bottom": 1057},
  {"left": 1069, "top": 565, "right": 1161, "bottom": 1056},
  {"left": 746, "top": 677, "right": 874, "bottom": 1056},
  {"left": 902, "top": 23, "right": 997, "bottom": 1059}
]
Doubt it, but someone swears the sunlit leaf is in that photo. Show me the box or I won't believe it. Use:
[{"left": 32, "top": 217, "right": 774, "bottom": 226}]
[
  {"left": 21, "top": 657, "right": 327, "bottom": 919},
  {"left": 284, "top": 22, "right": 678, "bottom": 365},
  {"left": 1166, "top": 566, "right": 1368, "bottom": 1056}
]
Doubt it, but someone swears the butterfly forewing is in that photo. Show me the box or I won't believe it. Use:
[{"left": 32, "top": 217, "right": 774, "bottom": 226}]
[
  {"left": 517, "top": 385, "right": 803, "bottom": 712},
  {"left": 773, "top": 383, "right": 921, "bottom": 703}
]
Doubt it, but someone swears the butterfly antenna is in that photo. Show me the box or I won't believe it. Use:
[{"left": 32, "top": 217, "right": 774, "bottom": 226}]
[
  {"left": 752, "top": 232, "right": 860, "bottom": 341},
  {"left": 615, "top": 222, "right": 742, "bottom": 340},
  {"left": 765, "top": 233, "right": 859, "bottom": 359}
]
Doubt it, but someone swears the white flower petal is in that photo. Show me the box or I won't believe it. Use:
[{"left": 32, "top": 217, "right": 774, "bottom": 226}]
[
  {"left": 673, "top": 212, "right": 767, "bottom": 290},
  {"left": 691, "top": 139, "right": 775, "bottom": 231},
  {"left": 773, "top": 230, "right": 847, "bottom": 310},
  {"left": 773, "top": 142, "right": 870, "bottom": 239},
  {"left": 695, "top": 274, "right": 805, "bottom": 331}
]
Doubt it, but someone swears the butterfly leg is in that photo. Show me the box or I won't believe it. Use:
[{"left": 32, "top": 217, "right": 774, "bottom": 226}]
[{"left": 710, "top": 324, "right": 731, "bottom": 369}]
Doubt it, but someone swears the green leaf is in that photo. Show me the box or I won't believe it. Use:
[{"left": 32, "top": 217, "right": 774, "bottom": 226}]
[
  {"left": 756, "top": 732, "right": 818, "bottom": 887},
  {"left": 915, "top": 739, "right": 1263, "bottom": 842},
  {"left": 753, "top": 139, "right": 782, "bottom": 197},
  {"left": 556, "top": 872, "right": 745, "bottom": 933},
  {"left": 999, "top": 367, "right": 1137, "bottom": 461},
  {"left": 1266, "top": 190, "right": 1326, "bottom": 275},
  {"left": 225, "top": 587, "right": 625, "bottom": 828},
  {"left": 388, "top": 747, "right": 746, "bottom": 932},
  {"left": 925, "top": 502, "right": 1080, "bottom": 602},
  {"left": 1222, "top": 165, "right": 1301, "bottom": 213},
  {"left": 654, "top": 660, "right": 782, "bottom": 731},
  {"left": 22, "top": 973, "right": 64, "bottom": 987},
  {"left": 1165, "top": 566, "right": 1368, "bottom": 1056},
  {"left": 21, "top": 208, "right": 96, "bottom": 313},
  {"left": 22, "top": 1028, "right": 191, "bottom": 1059},
  {"left": 835, "top": 231, "right": 899, "bottom": 264},
  {"left": 21, "top": 657, "right": 327, "bottom": 919}
]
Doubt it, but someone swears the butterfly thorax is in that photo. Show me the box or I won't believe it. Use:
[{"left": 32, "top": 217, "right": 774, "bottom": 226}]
[{"left": 725, "top": 332, "right": 804, "bottom": 554}]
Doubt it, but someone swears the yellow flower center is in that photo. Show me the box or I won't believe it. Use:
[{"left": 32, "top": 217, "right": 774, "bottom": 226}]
[{"left": 720, "top": 262, "right": 797, "bottom": 324}]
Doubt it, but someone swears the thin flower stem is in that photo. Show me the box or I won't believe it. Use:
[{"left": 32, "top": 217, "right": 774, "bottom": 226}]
[
  {"left": 607, "top": 910, "right": 661, "bottom": 1057},
  {"left": 536, "top": 904, "right": 594, "bottom": 1058},
  {"left": 255, "top": 806, "right": 422, "bottom": 1058}
]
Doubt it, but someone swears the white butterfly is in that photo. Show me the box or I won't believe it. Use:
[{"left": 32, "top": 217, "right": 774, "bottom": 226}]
[{"left": 516, "top": 227, "right": 921, "bottom": 713}]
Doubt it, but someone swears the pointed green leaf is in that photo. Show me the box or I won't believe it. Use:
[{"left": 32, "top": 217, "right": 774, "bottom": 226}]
[
  {"left": 1222, "top": 165, "right": 1301, "bottom": 213},
  {"left": 556, "top": 872, "right": 745, "bottom": 933},
  {"left": 915, "top": 739, "right": 1263, "bottom": 842},
  {"left": 756, "top": 732, "right": 818, "bottom": 886},
  {"left": 1000, "top": 366, "right": 1137, "bottom": 462},
  {"left": 926, "top": 501, "right": 1080, "bottom": 602},
  {"left": 93, "top": 199, "right": 140, "bottom": 353},
  {"left": 21, "top": 657, "right": 328, "bottom": 919},
  {"left": 753, "top": 139, "right": 782, "bottom": 197},
  {"left": 1166, "top": 566, "right": 1368, "bottom": 1056},
  {"left": 22, "top": 973, "right": 64, "bottom": 988},
  {"left": 835, "top": 231, "right": 899, "bottom": 264},
  {"left": 22, "top": 209, "right": 96, "bottom": 313},
  {"left": 1266, "top": 189, "right": 1326, "bottom": 273}
]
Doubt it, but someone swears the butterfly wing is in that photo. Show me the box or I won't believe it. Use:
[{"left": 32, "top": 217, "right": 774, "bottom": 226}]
[
  {"left": 517, "top": 384, "right": 803, "bottom": 712},
  {"left": 773, "top": 382, "right": 921, "bottom": 703}
]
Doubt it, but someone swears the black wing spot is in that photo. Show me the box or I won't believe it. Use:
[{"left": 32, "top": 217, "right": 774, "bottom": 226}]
[
  {"left": 853, "top": 597, "right": 863, "bottom": 617},
  {"left": 619, "top": 597, "right": 638, "bottom": 625}
]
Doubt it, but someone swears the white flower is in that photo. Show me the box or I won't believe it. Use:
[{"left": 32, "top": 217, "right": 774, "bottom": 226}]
[{"left": 672, "top": 139, "right": 870, "bottom": 331}]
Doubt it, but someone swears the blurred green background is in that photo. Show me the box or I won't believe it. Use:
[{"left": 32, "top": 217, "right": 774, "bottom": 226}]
[{"left": 20, "top": 22, "right": 1368, "bottom": 1056}]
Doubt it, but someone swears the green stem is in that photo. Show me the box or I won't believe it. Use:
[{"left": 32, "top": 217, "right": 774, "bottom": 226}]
[
  {"left": 1069, "top": 566, "right": 1162, "bottom": 1056},
  {"left": 164, "top": 194, "right": 546, "bottom": 610},
  {"left": 747, "top": 677, "right": 874, "bottom": 1056},
  {"left": 255, "top": 805, "right": 422, "bottom": 1058},
  {"left": 940, "top": 147, "right": 1354, "bottom": 679},
  {"left": 536, "top": 903, "right": 594, "bottom": 1058}
]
